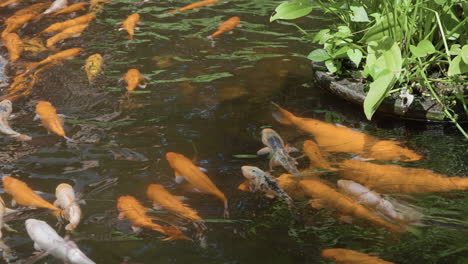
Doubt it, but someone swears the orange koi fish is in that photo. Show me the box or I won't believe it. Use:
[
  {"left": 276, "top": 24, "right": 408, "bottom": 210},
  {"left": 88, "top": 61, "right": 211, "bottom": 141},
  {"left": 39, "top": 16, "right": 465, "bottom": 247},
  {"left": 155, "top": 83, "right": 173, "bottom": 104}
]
[
  {"left": 117, "top": 196, "right": 189, "bottom": 241},
  {"left": 2, "top": 33, "right": 23, "bottom": 63},
  {"left": 1, "top": 14, "right": 35, "bottom": 38},
  {"left": 2, "top": 176, "right": 61, "bottom": 214},
  {"left": 272, "top": 103, "right": 422, "bottom": 162},
  {"left": 147, "top": 184, "right": 206, "bottom": 228},
  {"left": 299, "top": 179, "right": 404, "bottom": 232},
  {"left": 168, "top": 0, "right": 219, "bottom": 14},
  {"left": 26, "top": 47, "right": 82, "bottom": 71},
  {"left": 166, "top": 152, "right": 229, "bottom": 218},
  {"left": 84, "top": 53, "right": 103, "bottom": 83},
  {"left": 35, "top": 101, "right": 70, "bottom": 139},
  {"left": 46, "top": 23, "right": 89, "bottom": 48},
  {"left": 13, "top": 2, "right": 50, "bottom": 16},
  {"left": 118, "top": 13, "right": 140, "bottom": 40},
  {"left": 322, "top": 248, "right": 394, "bottom": 264},
  {"left": 50, "top": 2, "right": 88, "bottom": 17},
  {"left": 337, "top": 159, "right": 468, "bottom": 193},
  {"left": 303, "top": 140, "right": 333, "bottom": 170},
  {"left": 40, "top": 14, "right": 96, "bottom": 35},
  {"left": 121, "top": 68, "right": 146, "bottom": 93},
  {"left": 0, "top": 0, "right": 23, "bottom": 8},
  {"left": 207, "top": 16, "right": 241, "bottom": 39}
]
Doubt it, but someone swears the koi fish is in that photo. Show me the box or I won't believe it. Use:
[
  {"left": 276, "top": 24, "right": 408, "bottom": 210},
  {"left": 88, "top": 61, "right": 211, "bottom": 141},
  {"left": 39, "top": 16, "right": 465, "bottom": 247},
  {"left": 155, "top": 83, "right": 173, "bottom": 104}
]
[
  {"left": 166, "top": 152, "right": 229, "bottom": 218},
  {"left": 121, "top": 68, "right": 146, "bottom": 93},
  {"left": 89, "top": 0, "right": 109, "bottom": 14},
  {"left": 50, "top": 2, "right": 88, "bottom": 17},
  {"left": 25, "top": 219, "right": 95, "bottom": 264},
  {"left": 42, "top": 0, "right": 68, "bottom": 15},
  {"left": 118, "top": 13, "right": 140, "bottom": 40},
  {"left": 2, "top": 33, "right": 22, "bottom": 63},
  {"left": 240, "top": 166, "right": 294, "bottom": 207},
  {"left": 1, "top": 14, "right": 35, "bottom": 38},
  {"left": 276, "top": 173, "right": 309, "bottom": 200},
  {"left": 337, "top": 180, "right": 422, "bottom": 223},
  {"left": 168, "top": 0, "right": 219, "bottom": 14},
  {"left": 46, "top": 23, "right": 89, "bottom": 48},
  {"left": 0, "top": 196, "right": 16, "bottom": 239},
  {"left": 207, "top": 16, "right": 241, "bottom": 39},
  {"left": 146, "top": 184, "right": 206, "bottom": 229},
  {"left": 272, "top": 103, "right": 422, "bottom": 161},
  {"left": 299, "top": 178, "right": 404, "bottom": 232},
  {"left": 322, "top": 248, "right": 394, "bottom": 264},
  {"left": 14, "top": 2, "right": 50, "bottom": 16},
  {"left": 303, "top": 140, "right": 333, "bottom": 170},
  {"left": 84, "top": 53, "right": 103, "bottom": 83},
  {"left": 0, "top": 0, "right": 22, "bottom": 7},
  {"left": 2, "top": 176, "right": 61, "bottom": 214},
  {"left": 35, "top": 101, "right": 71, "bottom": 140},
  {"left": 40, "top": 14, "right": 96, "bottom": 35},
  {"left": 0, "top": 99, "right": 31, "bottom": 140},
  {"left": 54, "top": 184, "right": 82, "bottom": 231},
  {"left": 337, "top": 159, "right": 468, "bottom": 193},
  {"left": 257, "top": 128, "right": 300, "bottom": 174},
  {"left": 117, "top": 196, "right": 189, "bottom": 241},
  {"left": 26, "top": 47, "right": 82, "bottom": 72}
]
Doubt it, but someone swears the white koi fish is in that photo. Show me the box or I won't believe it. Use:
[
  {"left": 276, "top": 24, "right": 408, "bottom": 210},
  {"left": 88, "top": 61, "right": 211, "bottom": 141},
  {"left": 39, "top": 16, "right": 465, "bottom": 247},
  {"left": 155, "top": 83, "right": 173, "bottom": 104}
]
[
  {"left": 54, "top": 183, "right": 82, "bottom": 231},
  {"left": 25, "top": 219, "right": 95, "bottom": 264},
  {"left": 257, "top": 128, "right": 300, "bottom": 174},
  {"left": 0, "top": 99, "right": 31, "bottom": 141},
  {"left": 42, "top": 0, "right": 68, "bottom": 15}
]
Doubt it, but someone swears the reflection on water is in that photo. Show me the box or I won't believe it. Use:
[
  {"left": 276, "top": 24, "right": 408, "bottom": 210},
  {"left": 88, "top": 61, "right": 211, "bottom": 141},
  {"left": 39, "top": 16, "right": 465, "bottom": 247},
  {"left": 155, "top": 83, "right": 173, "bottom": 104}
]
[{"left": 0, "top": 0, "right": 467, "bottom": 263}]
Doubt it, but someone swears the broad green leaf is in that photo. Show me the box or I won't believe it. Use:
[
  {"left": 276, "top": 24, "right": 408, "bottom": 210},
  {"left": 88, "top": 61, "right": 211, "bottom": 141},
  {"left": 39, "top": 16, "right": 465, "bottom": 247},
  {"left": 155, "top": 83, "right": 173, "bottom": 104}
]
[
  {"left": 449, "top": 44, "right": 461, "bottom": 55},
  {"left": 307, "top": 49, "right": 330, "bottom": 62},
  {"left": 313, "top": 29, "right": 331, "bottom": 44},
  {"left": 347, "top": 49, "right": 363, "bottom": 67},
  {"left": 333, "top": 46, "right": 350, "bottom": 59},
  {"left": 410, "top": 40, "right": 435, "bottom": 57},
  {"left": 363, "top": 70, "right": 395, "bottom": 120},
  {"left": 350, "top": 6, "right": 369, "bottom": 22},
  {"left": 461, "top": 45, "right": 468, "bottom": 64},
  {"left": 366, "top": 37, "right": 402, "bottom": 79},
  {"left": 270, "top": 0, "right": 313, "bottom": 22},
  {"left": 448, "top": 55, "right": 468, "bottom": 76},
  {"left": 325, "top": 59, "right": 339, "bottom": 73},
  {"left": 360, "top": 13, "right": 404, "bottom": 43}
]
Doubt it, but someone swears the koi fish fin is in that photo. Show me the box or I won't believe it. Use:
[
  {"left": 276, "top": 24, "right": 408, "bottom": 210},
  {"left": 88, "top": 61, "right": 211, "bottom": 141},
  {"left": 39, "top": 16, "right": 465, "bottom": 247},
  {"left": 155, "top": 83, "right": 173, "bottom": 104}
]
[
  {"left": 271, "top": 102, "right": 294, "bottom": 125},
  {"left": 310, "top": 199, "right": 327, "bottom": 209},
  {"left": 11, "top": 199, "right": 16, "bottom": 207},
  {"left": 152, "top": 205, "right": 163, "bottom": 210},
  {"left": 257, "top": 147, "right": 272, "bottom": 155},
  {"left": 175, "top": 172, "right": 185, "bottom": 184},
  {"left": 4, "top": 223, "right": 16, "bottom": 232},
  {"left": 33, "top": 243, "right": 41, "bottom": 251},
  {"left": 138, "top": 83, "right": 147, "bottom": 89},
  {"left": 268, "top": 156, "right": 281, "bottom": 170},
  {"left": 238, "top": 180, "right": 251, "bottom": 192},
  {"left": 339, "top": 215, "right": 353, "bottom": 224},
  {"left": 198, "top": 167, "right": 207, "bottom": 173},
  {"left": 64, "top": 136, "right": 77, "bottom": 143},
  {"left": 285, "top": 145, "right": 300, "bottom": 153},
  {"left": 117, "top": 27, "right": 125, "bottom": 31},
  {"left": 131, "top": 225, "right": 142, "bottom": 233},
  {"left": 33, "top": 114, "right": 40, "bottom": 121},
  {"left": 118, "top": 212, "right": 125, "bottom": 220},
  {"left": 175, "top": 195, "right": 188, "bottom": 201}
]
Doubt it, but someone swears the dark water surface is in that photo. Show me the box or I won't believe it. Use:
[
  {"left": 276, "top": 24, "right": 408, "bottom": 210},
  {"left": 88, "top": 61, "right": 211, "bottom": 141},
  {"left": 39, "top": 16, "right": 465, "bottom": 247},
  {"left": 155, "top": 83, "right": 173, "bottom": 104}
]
[{"left": 1, "top": 0, "right": 468, "bottom": 263}]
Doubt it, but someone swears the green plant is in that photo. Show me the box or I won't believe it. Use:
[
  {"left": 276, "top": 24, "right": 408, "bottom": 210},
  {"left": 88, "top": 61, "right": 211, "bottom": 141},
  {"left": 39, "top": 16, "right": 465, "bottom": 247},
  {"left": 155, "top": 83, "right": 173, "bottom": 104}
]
[{"left": 271, "top": 0, "right": 468, "bottom": 138}]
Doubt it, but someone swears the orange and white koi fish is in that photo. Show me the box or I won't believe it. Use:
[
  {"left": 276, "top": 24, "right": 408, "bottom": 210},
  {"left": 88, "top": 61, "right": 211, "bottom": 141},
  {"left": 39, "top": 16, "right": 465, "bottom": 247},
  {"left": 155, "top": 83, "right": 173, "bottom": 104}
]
[
  {"left": 0, "top": 99, "right": 31, "bottom": 140},
  {"left": 146, "top": 184, "right": 206, "bottom": 228},
  {"left": 166, "top": 152, "right": 229, "bottom": 218},
  {"left": 118, "top": 13, "right": 140, "bottom": 40},
  {"left": 26, "top": 47, "right": 82, "bottom": 71},
  {"left": 35, "top": 101, "right": 71, "bottom": 140},
  {"left": 207, "top": 16, "right": 241, "bottom": 39},
  {"left": 121, "top": 68, "right": 146, "bottom": 93},
  {"left": 168, "top": 0, "right": 219, "bottom": 14},
  {"left": 50, "top": 2, "right": 88, "bottom": 17},
  {"left": 14, "top": 2, "right": 50, "bottom": 16},
  {"left": 54, "top": 184, "right": 82, "bottom": 231},
  {"left": 46, "top": 23, "right": 89, "bottom": 48},
  {"left": 40, "top": 14, "right": 96, "bottom": 35},
  {"left": 1, "top": 14, "right": 35, "bottom": 38},
  {"left": 322, "top": 248, "right": 394, "bottom": 264},
  {"left": 337, "top": 180, "right": 422, "bottom": 224},
  {"left": 43, "top": 0, "right": 68, "bottom": 15},
  {"left": 2, "top": 176, "right": 61, "bottom": 214},
  {"left": 117, "top": 195, "right": 189, "bottom": 241},
  {"left": 2, "top": 33, "right": 23, "bottom": 63},
  {"left": 299, "top": 179, "right": 404, "bottom": 232},
  {"left": 84, "top": 53, "right": 103, "bottom": 83},
  {"left": 303, "top": 140, "right": 334, "bottom": 170},
  {"left": 272, "top": 103, "right": 422, "bottom": 161},
  {"left": 337, "top": 159, "right": 468, "bottom": 193}
]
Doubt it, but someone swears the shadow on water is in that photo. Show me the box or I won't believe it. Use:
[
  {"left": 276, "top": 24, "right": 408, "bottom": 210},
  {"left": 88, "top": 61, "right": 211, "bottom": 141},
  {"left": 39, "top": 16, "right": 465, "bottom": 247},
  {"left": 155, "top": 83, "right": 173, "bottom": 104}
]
[{"left": 0, "top": 0, "right": 467, "bottom": 263}]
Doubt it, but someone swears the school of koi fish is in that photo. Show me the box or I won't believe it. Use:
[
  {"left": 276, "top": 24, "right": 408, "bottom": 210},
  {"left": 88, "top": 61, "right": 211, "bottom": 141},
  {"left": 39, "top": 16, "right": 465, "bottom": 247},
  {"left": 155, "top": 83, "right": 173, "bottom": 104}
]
[{"left": 0, "top": 0, "right": 466, "bottom": 263}]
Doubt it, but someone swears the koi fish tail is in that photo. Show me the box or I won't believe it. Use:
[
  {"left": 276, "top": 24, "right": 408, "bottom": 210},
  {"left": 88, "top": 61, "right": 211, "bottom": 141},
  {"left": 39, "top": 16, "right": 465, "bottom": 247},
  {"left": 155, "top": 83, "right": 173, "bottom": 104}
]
[
  {"left": 271, "top": 102, "right": 295, "bottom": 125},
  {"left": 160, "top": 226, "right": 191, "bottom": 241},
  {"left": 223, "top": 199, "right": 230, "bottom": 218},
  {"left": 207, "top": 31, "right": 221, "bottom": 39},
  {"left": 167, "top": 9, "right": 177, "bottom": 14}
]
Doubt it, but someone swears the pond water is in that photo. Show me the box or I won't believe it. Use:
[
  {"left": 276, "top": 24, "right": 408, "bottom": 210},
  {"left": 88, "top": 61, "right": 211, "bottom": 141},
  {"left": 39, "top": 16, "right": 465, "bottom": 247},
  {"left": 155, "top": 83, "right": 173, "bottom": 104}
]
[{"left": 1, "top": 0, "right": 468, "bottom": 263}]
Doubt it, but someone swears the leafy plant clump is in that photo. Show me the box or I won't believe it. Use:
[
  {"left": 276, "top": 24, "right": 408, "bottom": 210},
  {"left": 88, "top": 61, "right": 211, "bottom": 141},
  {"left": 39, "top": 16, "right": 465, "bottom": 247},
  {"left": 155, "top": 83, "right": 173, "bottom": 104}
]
[{"left": 271, "top": 0, "right": 468, "bottom": 138}]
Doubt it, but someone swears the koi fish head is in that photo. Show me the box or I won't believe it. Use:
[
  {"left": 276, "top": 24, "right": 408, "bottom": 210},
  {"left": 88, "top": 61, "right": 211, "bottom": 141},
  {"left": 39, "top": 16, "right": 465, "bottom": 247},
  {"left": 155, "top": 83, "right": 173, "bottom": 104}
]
[
  {"left": 35, "top": 100, "right": 54, "bottom": 115},
  {"left": 260, "top": 128, "right": 282, "bottom": 146},
  {"left": 165, "top": 152, "right": 184, "bottom": 167},
  {"left": 2, "top": 176, "right": 17, "bottom": 189},
  {"left": 241, "top": 166, "right": 264, "bottom": 181},
  {"left": 117, "top": 195, "right": 142, "bottom": 212},
  {"left": 0, "top": 99, "right": 13, "bottom": 114},
  {"left": 56, "top": 183, "right": 75, "bottom": 199}
]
